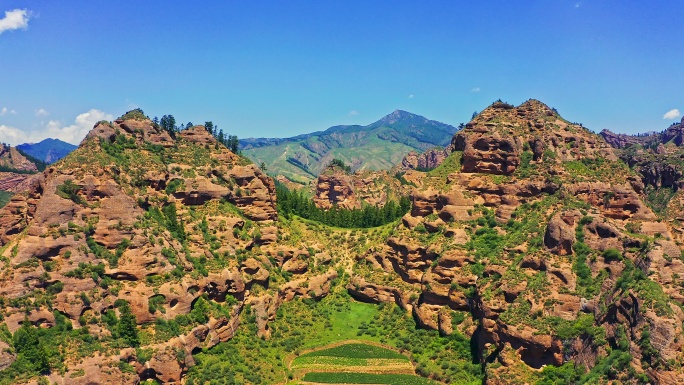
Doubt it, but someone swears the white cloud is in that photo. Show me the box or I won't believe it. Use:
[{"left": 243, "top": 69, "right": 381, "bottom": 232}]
[
  {"left": 408, "top": 94, "right": 414, "bottom": 99},
  {"left": 0, "top": 109, "right": 112, "bottom": 146},
  {"left": 663, "top": 109, "right": 680, "bottom": 120},
  {"left": 0, "top": 9, "right": 30, "bottom": 35},
  {"left": 471, "top": 87, "right": 480, "bottom": 93},
  {"left": 35, "top": 108, "right": 49, "bottom": 116},
  {"left": 44, "top": 109, "right": 113, "bottom": 144},
  {"left": 125, "top": 99, "right": 139, "bottom": 110},
  {"left": 0, "top": 125, "right": 24, "bottom": 143},
  {"left": 575, "top": 2, "right": 581, "bottom": 8},
  {"left": 0, "top": 107, "right": 7, "bottom": 116},
  {"left": 349, "top": 110, "right": 359, "bottom": 116}
]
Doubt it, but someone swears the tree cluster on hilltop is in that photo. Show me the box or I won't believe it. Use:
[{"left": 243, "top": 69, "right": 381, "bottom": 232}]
[
  {"left": 328, "top": 158, "right": 352, "bottom": 173},
  {"left": 119, "top": 108, "right": 240, "bottom": 154}
]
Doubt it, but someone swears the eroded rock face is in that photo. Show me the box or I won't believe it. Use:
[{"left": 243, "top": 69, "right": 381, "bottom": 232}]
[
  {"left": 600, "top": 129, "right": 648, "bottom": 149},
  {"left": 544, "top": 211, "right": 580, "bottom": 255},
  {"left": 0, "top": 116, "right": 287, "bottom": 384},
  {"left": 83, "top": 118, "right": 175, "bottom": 148},
  {"left": 401, "top": 147, "right": 452, "bottom": 170},
  {"left": 620, "top": 151, "right": 684, "bottom": 193},
  {"left": 600, "top": 119, "right": 684, "bottom": 150},
  {"left": 0, "top": 172, "right": 39, "bottom": 193},
  {"left": 567, "top": 182, "right": 656, "bottom": 220},
  {"left": 454, "top": 100, "right": 616, "bottom": 175},
  {"left": 313, "top": 166, "right": 360, "bottom": 209},
  {"left": 347, "top": 101, "right": 684, "bottom": 384},
  {"left": 454, "top": 130, "right": 521, "bottom": 175},
  {"left": 0, "top": 144, "right": 38, "bottom": 172}
]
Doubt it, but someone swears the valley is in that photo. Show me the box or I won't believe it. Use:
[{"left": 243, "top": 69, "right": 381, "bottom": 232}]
[{"left": 0, "top": 101, "right": 683, "bottom": 385}]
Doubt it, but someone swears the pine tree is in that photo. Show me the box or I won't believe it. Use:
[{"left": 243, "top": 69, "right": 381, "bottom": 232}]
[
  {"left": 205, "top": 121, "right": 214, "bottom": 136},
  {"left": 160, "top": 115, "right": 177, "bottom": 134},
  {"left": 229, "top": 135, "right": 239, "bottom": 153},
  {"left": 117, "top": 301, "right": 140, "bottom": 347}
]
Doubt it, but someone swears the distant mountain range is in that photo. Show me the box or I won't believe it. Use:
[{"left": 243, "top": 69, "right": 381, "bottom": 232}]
[
  {"left": 17, "top": 138, "right": 77, "bottom": 164},
  {"left": 240, "top": 110, "right": 459, "bottom": 183}
]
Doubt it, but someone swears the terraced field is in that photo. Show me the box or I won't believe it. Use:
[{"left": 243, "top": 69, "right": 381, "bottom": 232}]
[
  {"left": 299, "top": 372, "right": 437, "bottom": 384},
  {"left": 289, "top": 342, "right": 438, "bottom": 385}
]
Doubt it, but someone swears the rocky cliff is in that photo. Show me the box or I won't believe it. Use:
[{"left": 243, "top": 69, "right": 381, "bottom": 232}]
[
  {"left": 313, "top": 164, "right": 414, "bottom": 210},
  {"left": 2, "top": 103, "right": 684, "bottom": 385},
  {"left": 0, "top": 144, "right": 41, "bottom": 205},
  {"left": 600, "top": 117, "right": 684, "bottom": 248},
  {"left": 0, "top": 144, "right": 38, "bottom": 173},
  {"left": 601, "top": 117, "right": 684, "bottom": 149},
  {"left": 400, "top": 146, "right": 452, "bottom": 171},
  {"left": 0, "top": 112, "right": 341, "bottom": 384},
  {"left": 312, "top": 164, "right": 360, "bottom": 210},
  {"left": 453, "top": 100, "right": 616, "bottom": 175},
  {"left": 348, "top": 100, "right": 684, "bottom": 384}
]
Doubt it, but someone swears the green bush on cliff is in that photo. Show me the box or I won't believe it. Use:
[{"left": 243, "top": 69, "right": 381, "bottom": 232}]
[{"left": 56, "top": 179, "right": 86, "bottom": 205}]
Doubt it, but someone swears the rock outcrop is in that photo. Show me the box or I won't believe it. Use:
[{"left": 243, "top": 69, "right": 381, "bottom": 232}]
[
  {"left": 0, "top": 112, "right": 287, "bottom": 384},
  {"left": 2, "top": 103, "right": 684, "bottom": 385},
  {"left": 600, "top": 117, "right": 684, "bottom": 149},
  {"left": 313, "top": 165, "right": 360, "bottom": 209},
  {"left": 0, "top": 143, "right": 38, "bottom": 172},
  {"left": 453, "top": 100, "right": 616, "bottom": 175},
  {"left": 401, "top": 147, "right": 452, "bottom": 170},
  {"left": 346, "top": 100, "right": 684, "bottom": 384},
  {"left": 0, "top": 172, "right": 39, "bottom": 193}
]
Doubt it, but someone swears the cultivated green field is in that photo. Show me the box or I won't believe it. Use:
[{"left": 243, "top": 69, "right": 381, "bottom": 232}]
[
  {"left": 186, "top": 290, "right": 482, "bottom": 385},
  {"left": 291, "top": 343, "right": 414, "bottom": 376},
  {"left": 297, "top": 372, "right": 438, "bottom": 384},
  {"left": 298, "top": 343, "right": 408, "bottom": 360}
]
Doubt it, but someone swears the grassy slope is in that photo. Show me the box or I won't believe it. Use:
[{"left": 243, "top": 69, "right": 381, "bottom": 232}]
[
  {"left": 243, "top": 130, "right": 435, "bottom": 183},
  {"left": 187, "top": 212, "right": 482, "bottom": 385},
  {"left": 243, "top": 141, "right": 320, "bottom": 183},
  {"left": 187, "top": 289, "right": 481, "bottom": 385},
  {"left": 0, "top": 190, "right": 12, "bottom": 208}
]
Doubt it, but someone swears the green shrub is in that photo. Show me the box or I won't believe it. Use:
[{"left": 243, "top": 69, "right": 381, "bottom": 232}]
[
  {"left": 602, "top": 248, "right": 622, "bottom": 261},
  {"left": 117, "top": 301, "right": 139, "bottom": 347},
  {"left": 56, "top": 180, "right": 85, "bottom": 205}
]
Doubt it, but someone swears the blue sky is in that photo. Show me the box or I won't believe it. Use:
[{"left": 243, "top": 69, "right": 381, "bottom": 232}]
[{"left": 0, "top": 1, "right": 682, "bottom": 145}]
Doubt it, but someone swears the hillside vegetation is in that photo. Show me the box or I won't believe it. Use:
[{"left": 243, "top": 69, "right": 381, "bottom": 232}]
[
  {"left": 241, "top": 110, "right": 458, "bottom": 183},
  {"left": 0, "top": 102, "right": 683, "bottom": 385}
]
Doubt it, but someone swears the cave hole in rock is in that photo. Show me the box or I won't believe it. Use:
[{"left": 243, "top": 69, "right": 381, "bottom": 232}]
[{"left": 139, "top": 368, "right": 159, "bottom": 382}]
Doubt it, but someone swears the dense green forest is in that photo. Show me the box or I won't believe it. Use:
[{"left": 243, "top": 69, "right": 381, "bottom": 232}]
[{"left": 276, "top": 182, "right": 411, "bottom": 228}]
